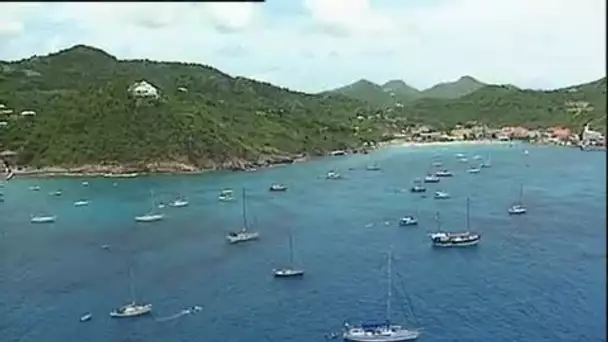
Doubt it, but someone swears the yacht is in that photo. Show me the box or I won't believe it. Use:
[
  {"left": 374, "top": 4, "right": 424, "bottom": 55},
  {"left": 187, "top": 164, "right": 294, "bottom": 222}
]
[
  {"left": 269, "top": 184, "right": 288, "bottom": 192},
  {"left": 326, "top": 170, "right": 341, "bottom": 179},
  {"left": 79, "top": 313, "right": 92, "bottom": 322},
  {"left": 226, "top": 188, "right": 260, "bottom": 244},
  {"left": 466, "top": 167, "right": 481, "bottom": 174},
  {"left": 110, "top": 268, "right": 152, "bottom": 318},
  {"left": 30, "top": 215, "right": 56, "bottom": 224},
  {"left": 429, "top": 199, "right": 481, "bottom": 247},
  {"left": 134, "top": 190, "right": 164, "bottom": 222},
  {"left": 74, "top": 200, "right": 90, "bottom": 207},
  {"left": 273, "top": 226, "right": 304, "bottom": 278},
  {"left": 433, "top": 191, "right": 450, "bottom": 199},
  {"left": 423, "top": 175, "right": 440, "bottom": 183},
  {"left": 434, "top": 169, "right": 453, "bottom": 177},
  {"left": 399, "top": 216, "right": 418, "bottom": 226},
  {"left": 508, "top": 184, "right": 527, "bottom": 215},
  {"left": 343, "top": 252, "right": 421, "bottom": 341},
  {"left": 218, "top": 189, "right": 235, "bottom": 201}
]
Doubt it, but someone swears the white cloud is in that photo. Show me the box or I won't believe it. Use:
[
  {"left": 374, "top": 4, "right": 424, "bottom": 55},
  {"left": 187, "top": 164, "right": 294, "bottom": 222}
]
[{"left": 0, "top": 0, "right": 605, "bottom": 92}]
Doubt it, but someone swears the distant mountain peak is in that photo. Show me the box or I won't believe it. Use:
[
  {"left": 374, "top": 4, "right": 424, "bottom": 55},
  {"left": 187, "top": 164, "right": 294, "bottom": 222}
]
[{"left": 48, "top": 44, "right": 117, "bottom": 62}]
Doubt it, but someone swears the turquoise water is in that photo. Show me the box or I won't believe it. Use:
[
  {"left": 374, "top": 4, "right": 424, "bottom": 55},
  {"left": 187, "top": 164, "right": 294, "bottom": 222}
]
[{"left": 1, "top": 143, "right": 605, "bottom": 342}]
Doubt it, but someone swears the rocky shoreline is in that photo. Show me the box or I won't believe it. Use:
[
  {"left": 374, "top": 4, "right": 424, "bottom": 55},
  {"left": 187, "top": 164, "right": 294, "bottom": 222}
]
[{"left": 3, "top": 151, "right": 335, "bottom": 179}]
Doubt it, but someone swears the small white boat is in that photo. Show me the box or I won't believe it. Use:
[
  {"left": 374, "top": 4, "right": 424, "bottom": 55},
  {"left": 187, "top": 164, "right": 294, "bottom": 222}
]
[
  {"left": 365, "top": 163, "right": 381, "bottom": 171},
  {"left": 157, "top": 203, "right": 165, "bottom": 209},
  {"left": 326, "top": 170, "right": 341, "bottom": 179},
  {"left": 135, "top": 213, "right": 164, "bottom": 222},
  {"left": 49, "top": 190, "right": 62, "bottom": 196},
  {"left": 110, "top": 302, "right": 152, "bottom": 318},
  {"left": 168, "top": 198, "right": 189, "bottom": 207},
  {"left": 399, "top": 216, "right": 418, "bottom": 226},
  {"left": 218, "top": 189, "right": 235, "bottom": 201},
  {"left": 455, "top": 153, "right": 465, "bottom": 158},
  {"left": 101, "top": 244, "right": 111, "bottom": 250},
  {"left": 31, "top": 215, "right": 56, "bottom": 224},
  {"left": 273, "top": 268, "right": 305, "bottom": 277},
  {"left": 80, "top": 313, "right": 92, "bottom": 322},
  {"left": 508, "top": 204, "right": 527, "bottom": 215},
  {"left": 434, "top": 191, "right": 450, "bottom": 199},
  {"left": 74, "top": 200, "right": 90, "bottom": 207},
  {"left": 269, "top": 184, "right": 288, "bottom": 192},
  {"left": 409, "top": 185, "right": 426, "bottom": 193},
  {"left": 459, "top": 158, "right": 468, "bottom": 163},
  {"left": 423, "top": 175, "right": 440, "bottom": 183},
  {"left": 466, "top": 167, "right": 481, "bottom": 174},
  {"left": 434, "top": 169, "right": 453, "bottom": 177},
  {"left": 29, "top": 185, "right": 40, "bottom": 191},
  {"left": 81, "top": 181, "right": 89, "bottom": 187},
  {"left": 103, "top": 172, "right": 139, "bottom": 178},
  {"left": 472, "top": 155, "right": 482, "bottom": 160}
]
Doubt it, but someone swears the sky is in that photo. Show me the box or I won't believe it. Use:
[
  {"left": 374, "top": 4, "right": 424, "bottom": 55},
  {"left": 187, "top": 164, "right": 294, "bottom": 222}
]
[{"left": 0, "top": 0, "right": 605, "bottom": 93}]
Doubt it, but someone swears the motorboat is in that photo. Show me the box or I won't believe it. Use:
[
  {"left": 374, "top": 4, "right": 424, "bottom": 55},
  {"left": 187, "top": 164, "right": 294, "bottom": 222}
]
[
  {"left": 30, "top": 215, "right": 56, "bottom": 224},
  {"left": 399, "top": 216, "right": 418, "bottom": 226},
  {"left": 29, "top": 185, "right": 40, "bottom": 191},
  {"left": 74, "top": 200, "right": 90, "bottom": 207},
  {"left": 434, "top": 169, "right": 453, "bottom": 177},
  {"left": 508, "top": 204, "right": 527, "bottom": 215},
  {"left": 434, "top": 191, "right": 450, "bottom": 199},
  {"left": 218, "top": 189, "right": 235, "bottom": 201},
  {"left": 135, "top": 213, "right": 164, "bottom": 222},
  {"left": 423, "top": 175, "right": 440, "bottom": 183},
  {"left": 410, "top": 185, "right": 426, "bottom": 193},
  {"left": 49, "top": 190, "right": 62, "bottom": 196},
  {"left": 168, "top": 198, "right": 189, "bottom": 207},
  {"left": 326, "top": 170, "right": 341, "bottom": 179},
  {"left": 110, "top": 302, "right": 152, "bottom": 318},
  {"left": 269, "top": 184, "right": 288, "bottom": 192},
  {"left": 80, "top": 313, "right": 92, "bottom": 322}
]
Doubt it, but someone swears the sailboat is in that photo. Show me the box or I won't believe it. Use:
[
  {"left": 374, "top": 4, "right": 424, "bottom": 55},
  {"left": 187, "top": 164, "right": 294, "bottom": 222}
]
[
  {"left": 429, "top": 199, "right": 481, "bottom": 247},
  {"left": 480, "top": 152, "right": 492, "bottom": 168},
  {"left": 30, "top": 192, "right": 57, "bottom": 223},
  {"left": 273, "top": 226, "right": 304, "bottom": 277},
  {"left": 110, "top": 267, "right": 152, "bottom": 318},
  {"left": 508, "top": 184, "right": 527, "bottom": 215},
  {"left": 168, "top": 178, "right": 189, "bottom": 207},
  {"left": 226, "top": 188, "right": 260, "bottom": 244},
  {"left": 134, "top": 190, "right": 165, "bottom": 222},
  {"left": 343, "top": 252, "right": 421, "bottom": 341}
]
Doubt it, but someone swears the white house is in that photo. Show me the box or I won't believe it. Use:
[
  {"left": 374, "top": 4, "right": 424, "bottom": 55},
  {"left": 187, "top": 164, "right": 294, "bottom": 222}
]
[
  {"left": 177, "top": 87, "right": 188, "bottom": 93},
  {"left": 128, "top": 81, "right": 160, "bottom": 99},
  {"left": 21, "top": 110, "right": 36, "bottom": 116},
  {"left": 0, "top": 109, "right": 13, "bottom": 115},
  {"left": 0, "top": 121, "right": 8, "bottom": 127},
  {"left": 0, "top": 103, "right": 6, "bottom": 109}
]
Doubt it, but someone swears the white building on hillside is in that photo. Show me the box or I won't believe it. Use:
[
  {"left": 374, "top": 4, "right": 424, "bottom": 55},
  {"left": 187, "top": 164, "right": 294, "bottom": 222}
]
[
  {"left": 21, "top": 110, "right": 36, "bottom": 116},
  {"left": 128, "top": 81, "right": 160, "bottom": 99}
]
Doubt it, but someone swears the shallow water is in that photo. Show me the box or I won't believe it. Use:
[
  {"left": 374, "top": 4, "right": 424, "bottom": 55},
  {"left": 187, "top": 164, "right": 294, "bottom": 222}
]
[{"left": 0, "top": 143, "right": 605, "bottom": 342}]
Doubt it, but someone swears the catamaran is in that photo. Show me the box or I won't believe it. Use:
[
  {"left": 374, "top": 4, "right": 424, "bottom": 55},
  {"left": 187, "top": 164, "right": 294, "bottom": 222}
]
[
  {"left": 110, "top": 268, "right": 152, "bottom": 318},
  {"left": 508, "top": 184, "right": 527, "bottom": 215},
  {"left": 134, "top": 190, "right": 164, "bottom": 222},
  {"left": 429, "top": 200, "right": 481, "bottom": 247},
  {"left": 273, "top": 226, "right": 304, "bottom": 278},
  {"left": 343, "top": 252, "right": 421, "bottom": 341},
  {"left": 226, "top": 188, "right": 259, "bottom": 244}
]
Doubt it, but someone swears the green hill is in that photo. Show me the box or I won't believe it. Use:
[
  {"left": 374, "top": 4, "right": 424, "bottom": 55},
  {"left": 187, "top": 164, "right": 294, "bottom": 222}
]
[
  {"left": 0, "top": 45, "right": 390, "bottom": 170},
  {"left": 397, "top": 77, "right": 607, "bottom": 132},
  {"left": 326, "top": 76, "right": 487, "bottom": 106},
  {"left": 420, "top": 75, "right": 486, "bottom": 99}
]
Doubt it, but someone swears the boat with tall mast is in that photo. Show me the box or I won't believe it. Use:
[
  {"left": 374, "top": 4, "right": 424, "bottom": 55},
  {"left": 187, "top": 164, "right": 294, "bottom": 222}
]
[
  {"left": 508, "top": 184, "right": 527, "bottom": 215},
  {"left": 226, "top": 188, "right": 260, "bottom": 244},
  {"left": 343, "top": 251, "right": 421, "bottom": 341},
  {"left": 480, "top": 152, "right": 492, "bottom": 168},
  {"left": 134, "top": 190, "right": 164, "bottom": 222},
  {"left": 110, "top": 267, "right": 152, "bottom": 318},
  {"left": 429, "top": 199, "right": 481, "bottom": 247},
  {"left": 273, "top": 226, "right": 304, "bottom": 277}
]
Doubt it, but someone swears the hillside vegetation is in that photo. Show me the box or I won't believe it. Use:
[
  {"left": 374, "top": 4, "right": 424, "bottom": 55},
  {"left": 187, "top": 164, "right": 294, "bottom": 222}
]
[
  {"left": 397, "top": 78, "right": 607, "bottom": 132},
  {"left": 0, "top": 45, "right": 389, "bottom": 169},
  {"left": 325, "top": 76, "right": 487, "bottom": 106}
]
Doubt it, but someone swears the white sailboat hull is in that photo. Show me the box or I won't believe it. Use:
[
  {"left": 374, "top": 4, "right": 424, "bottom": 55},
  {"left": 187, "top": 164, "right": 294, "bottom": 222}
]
[
  {"left": 273, "top": 268, "right": 304, "bottom": 277},
  {"left": 135, "top": 214, "right": 164, "bottom": 222},
  {"left": 31, "top": 216, "right": 56, "bottom": 224},
  {"left": 343, "top": 326, "right": 421, "bottom": 341},
  {"left": 226, "top": 232, "right": 259, "bottom": 243},
  {"left": 110, "top": 304, "right": 152, "bottom": 318}
]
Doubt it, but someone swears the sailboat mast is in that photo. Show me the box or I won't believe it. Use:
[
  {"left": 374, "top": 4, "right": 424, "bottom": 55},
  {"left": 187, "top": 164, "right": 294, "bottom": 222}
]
[
  {"left": 150, "top": 189, "right": 155, "bottom": 209},
  {"left": 466, "top": 197, "right": 470, "bottom": 231},
  {"left": 435, "top": 212, "right": 441, "bottom": 231},
  {"left": 519, "top": 184, "right": 524, "bottom": 203},
  {"left": 288, "top": 227, "right": 294, "bottom": 265},
  {"left": 129, "top": 267, "right": 136, "bottom": 302},
  {"left": 241, "top": 187, "right": 248, "bottom": 229},
  {"left": 386, "top": 251, "right": 392, "bottom": 323}
]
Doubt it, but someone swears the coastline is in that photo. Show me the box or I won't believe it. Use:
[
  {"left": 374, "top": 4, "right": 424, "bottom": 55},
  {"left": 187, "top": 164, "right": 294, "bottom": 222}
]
[{"left": 1, "top": 139, "right": 553, "bottom": 180}]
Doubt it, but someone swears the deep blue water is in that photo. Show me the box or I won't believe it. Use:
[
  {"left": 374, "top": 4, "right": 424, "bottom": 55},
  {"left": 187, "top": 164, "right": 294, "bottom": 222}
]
[{"left": 0, "top": 143, "right": 605, "bottom": 342}]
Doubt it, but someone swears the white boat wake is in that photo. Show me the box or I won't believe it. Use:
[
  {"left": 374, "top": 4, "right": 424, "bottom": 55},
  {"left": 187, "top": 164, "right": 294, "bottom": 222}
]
[{"left": 155, "top": 306, "right": 202, "bottom": 322}]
